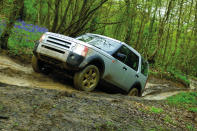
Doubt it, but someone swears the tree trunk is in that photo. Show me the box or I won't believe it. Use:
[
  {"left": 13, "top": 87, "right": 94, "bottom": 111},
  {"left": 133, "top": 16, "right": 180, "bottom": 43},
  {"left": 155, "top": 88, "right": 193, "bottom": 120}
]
[
  {"left": 56, "top": 0, "right": 72, "bottom": 33},
  {"left": 148, "top": 0, "right": 174, "bottom": 63},
  {"left": 162, "top": 23, "right": 171, "bottom": 65},
  {"left": 51, "top": 0, "right": 61, "bottom": 32},
  {"left": 0, "top": 0, "right": 24, "bottom": 50},
  {"left": 170, "top": 0, "right": 183, "bottom": 65}
]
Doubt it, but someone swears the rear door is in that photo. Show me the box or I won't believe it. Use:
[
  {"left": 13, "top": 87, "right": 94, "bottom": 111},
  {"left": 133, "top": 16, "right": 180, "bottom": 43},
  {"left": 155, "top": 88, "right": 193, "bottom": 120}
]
[{"left": 123, "top": 46, "right": 140, "bottom": 91}]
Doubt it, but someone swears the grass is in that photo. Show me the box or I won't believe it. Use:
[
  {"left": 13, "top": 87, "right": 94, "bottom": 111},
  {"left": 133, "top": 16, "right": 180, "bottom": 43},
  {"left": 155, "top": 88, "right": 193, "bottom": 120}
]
[
  {"left": 186, "top": 124, "right": 196, "bottom": 131},
  {"left": 167, "top": 91, "right": 197, "bottom": 112},
  {"left": 139, "top": 105, "right": 164, "bottom": 114},
  {"left": 188, "top": 107, "right": 197, "bottom": 113},
  {"left": 164, "top": 115, "right": 175, "bottom": 125},
  {"left": 150, "top": 106, "right": 163, "bottom": 114}
]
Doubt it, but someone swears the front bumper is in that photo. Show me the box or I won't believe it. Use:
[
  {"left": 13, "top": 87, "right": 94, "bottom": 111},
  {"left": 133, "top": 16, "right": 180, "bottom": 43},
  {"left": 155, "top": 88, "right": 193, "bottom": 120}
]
[{"left": 33, "top": 41, "right": 84, "bottom": 70}]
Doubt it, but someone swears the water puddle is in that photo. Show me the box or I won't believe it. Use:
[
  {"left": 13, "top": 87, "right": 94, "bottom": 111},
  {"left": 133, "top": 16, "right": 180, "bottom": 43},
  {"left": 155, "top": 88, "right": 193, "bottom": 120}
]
[{"left": 143, "top": 91, "right": 184, "bottom": 100}]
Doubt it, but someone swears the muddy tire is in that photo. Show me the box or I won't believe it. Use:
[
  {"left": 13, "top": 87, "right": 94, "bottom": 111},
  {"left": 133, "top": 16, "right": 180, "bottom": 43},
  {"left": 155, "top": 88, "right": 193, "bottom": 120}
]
[
  {"left": 74, "top": 65, "right": 100, "bottom": 92},
  {"left": 128, "top": 88, "right": 139, "bottom": 96},
  {"left": 32, "top": 55, "right": 42, "bottom": 73}
]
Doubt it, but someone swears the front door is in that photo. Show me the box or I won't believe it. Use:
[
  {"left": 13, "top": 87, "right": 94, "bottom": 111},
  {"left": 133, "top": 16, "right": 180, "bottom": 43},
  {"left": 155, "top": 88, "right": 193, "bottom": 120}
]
[{"left": 109, "top": 45, "right": 139, "bottom": 91}]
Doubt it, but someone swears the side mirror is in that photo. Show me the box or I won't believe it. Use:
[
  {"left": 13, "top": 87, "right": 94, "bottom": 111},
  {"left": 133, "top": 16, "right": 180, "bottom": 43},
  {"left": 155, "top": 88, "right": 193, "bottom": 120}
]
[{"left": 116, "top": 52, "right": 127, "bottom": 62}]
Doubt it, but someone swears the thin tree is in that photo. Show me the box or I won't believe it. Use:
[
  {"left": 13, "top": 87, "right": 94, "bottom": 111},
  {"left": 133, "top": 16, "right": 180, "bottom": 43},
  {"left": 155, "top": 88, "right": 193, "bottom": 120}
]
[{"left": 0, "top": 0, "right": 24, "bottom": 50}]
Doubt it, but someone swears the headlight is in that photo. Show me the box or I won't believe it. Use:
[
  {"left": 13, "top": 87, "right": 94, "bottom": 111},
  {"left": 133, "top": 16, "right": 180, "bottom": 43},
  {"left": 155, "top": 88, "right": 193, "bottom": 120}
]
[
  {"left": 39, "top": 34, "right": 46, "bottom": 43},
  {"left": 72, "top": 44, "right": 89, "bottom": 57}
]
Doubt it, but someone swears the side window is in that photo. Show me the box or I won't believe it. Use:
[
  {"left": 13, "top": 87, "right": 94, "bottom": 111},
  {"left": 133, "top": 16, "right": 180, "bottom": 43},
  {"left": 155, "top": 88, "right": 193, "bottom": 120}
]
[
  {"left": 126, "top": 50, "right": 139, "bottom": 71},
  {"left": 141, "top": 59, "right": 148, "bottom": 76},
  {"left": 113, "top": 45, "right": 139, "bottom": 71},
  {"left": 113, "top": 45, "right": 129, "bottom": 64}
]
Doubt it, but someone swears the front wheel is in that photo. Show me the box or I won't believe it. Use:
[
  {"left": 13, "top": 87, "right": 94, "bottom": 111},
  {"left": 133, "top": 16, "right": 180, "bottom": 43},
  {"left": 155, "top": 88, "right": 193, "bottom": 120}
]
[
  {"left": 74, "top": 65, "right": 100, "bottom": 92},
  {"left": 128, "top": 88, "right": 139, "bottom": 96},
  {"left": 32, "top": 55, "right": 42, "bottom": 73}
]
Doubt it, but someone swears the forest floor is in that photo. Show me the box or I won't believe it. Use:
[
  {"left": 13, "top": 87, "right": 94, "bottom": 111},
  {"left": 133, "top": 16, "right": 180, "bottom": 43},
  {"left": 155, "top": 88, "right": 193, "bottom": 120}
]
[{"left": 0, "top": 54, "right": 196, "bottom": 131}]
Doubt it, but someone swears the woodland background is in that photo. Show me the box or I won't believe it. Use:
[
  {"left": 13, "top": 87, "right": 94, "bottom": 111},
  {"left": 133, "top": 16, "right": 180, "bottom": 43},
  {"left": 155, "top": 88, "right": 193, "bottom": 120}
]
[{"left": 0, "top": 0, "right": 196, "bottom": 82}]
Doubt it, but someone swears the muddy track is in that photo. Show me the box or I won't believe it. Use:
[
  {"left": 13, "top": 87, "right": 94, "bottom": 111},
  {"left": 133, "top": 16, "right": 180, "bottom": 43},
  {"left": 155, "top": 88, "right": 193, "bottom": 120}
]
[
  {"left": 0, "top": 54, "right": 190, "bottom": 100},
  {"left": 0, "top": 54, "right": 197, "bottom": 130},
  {"left": 0, "top": 55, "right": 76, "bottom": 92}
]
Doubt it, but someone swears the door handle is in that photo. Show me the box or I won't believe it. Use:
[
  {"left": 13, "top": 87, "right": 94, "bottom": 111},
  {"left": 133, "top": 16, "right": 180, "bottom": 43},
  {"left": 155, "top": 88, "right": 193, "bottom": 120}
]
[{"left": 123, "top": 67, "right": 127, "bottom": 71}]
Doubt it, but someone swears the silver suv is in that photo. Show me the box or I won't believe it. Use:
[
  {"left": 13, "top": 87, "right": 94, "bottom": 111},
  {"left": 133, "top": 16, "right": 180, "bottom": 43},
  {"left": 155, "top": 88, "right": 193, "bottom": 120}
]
[{"left": 32, "top": 32, "right": 149, "bottom": 96}]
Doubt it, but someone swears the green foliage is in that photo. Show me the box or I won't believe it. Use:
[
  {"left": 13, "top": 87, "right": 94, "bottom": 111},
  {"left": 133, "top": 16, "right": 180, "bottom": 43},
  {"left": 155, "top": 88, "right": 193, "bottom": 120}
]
[
  {"left": 164, "top": 115, "right": 175, "bottom": 125},
  {"left": 167, "top": 92, "right": 197, "bottom": 112},
  {"left": 167, "top": 92, "right": 197, "bottom": 106},
  {"left": 8, "top": 32, "right": 42, "bottom": 55},
  {"left": 24, "top": 0, "right": 38, "bottom": 21},
  {"left": 140, "top": 105, "right": 164, "bottom": 114},
  {"left": 149, "top": 68, "right": 190, "bottom": 87},
  {"left": 2, "top": 20, "right": 43, "bottom": 55},
  {"left": 186, "top": 124, "right": 196, "bottom": 131},
  {"left": 136, "top": 119, "right": 143, "bottom": 125},
  {"left": 167, "top": 69, "right": 190, "bottom": 87},
  {"left": 150, "top": 106, "right": 163, "bottom": 114},
  {"left": 188, "top": 107, "right": 197, "bottom": 113},
  {"left": 148, "top": 126, "right": 165, "bottom": 131}
]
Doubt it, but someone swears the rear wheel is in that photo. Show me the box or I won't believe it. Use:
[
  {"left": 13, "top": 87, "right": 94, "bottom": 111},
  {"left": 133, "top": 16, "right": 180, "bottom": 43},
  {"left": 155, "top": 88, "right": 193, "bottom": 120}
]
[
  {"left": 74, "top": 65, "right": 100, "bottom": 92},
  {"left": 128, "top": 88, "right": 139, "bottom": 96},
  {"left": 32, "top": 55, "right": 42, "bottom": 73}
]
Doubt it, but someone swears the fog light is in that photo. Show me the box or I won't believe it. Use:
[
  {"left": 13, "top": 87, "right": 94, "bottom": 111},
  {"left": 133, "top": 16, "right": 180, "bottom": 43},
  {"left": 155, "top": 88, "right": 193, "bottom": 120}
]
[{"left": 71, "top": 55, "right": 75, "bottom": 59}]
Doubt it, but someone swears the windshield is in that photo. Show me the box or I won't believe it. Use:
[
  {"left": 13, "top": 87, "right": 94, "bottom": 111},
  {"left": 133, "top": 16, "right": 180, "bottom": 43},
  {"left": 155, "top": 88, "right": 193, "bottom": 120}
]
[{"left": 76, "top": 34, "right": 121, "bottom": 53}]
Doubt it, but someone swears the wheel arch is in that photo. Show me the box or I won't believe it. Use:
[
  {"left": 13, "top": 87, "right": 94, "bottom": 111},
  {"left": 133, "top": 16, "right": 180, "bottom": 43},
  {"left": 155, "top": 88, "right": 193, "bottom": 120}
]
[
  {"left": 129, "top": 82, "right": 142, "bottom": 97},
  {"left": 81, "top": 55, "right": 105, "bottom": 77}
]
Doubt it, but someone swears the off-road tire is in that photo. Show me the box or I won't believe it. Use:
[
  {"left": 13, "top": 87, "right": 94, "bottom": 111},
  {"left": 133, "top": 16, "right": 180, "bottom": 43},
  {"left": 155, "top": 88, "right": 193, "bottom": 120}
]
[
  {"left": 74, "top": 65, "right": 100, "bottom": 92},
  {"left": 128, "top": 88, "right": 139, "bottom": 96},
  {"left": 32, "top": 55, "right": 42, "bottom": 73}
]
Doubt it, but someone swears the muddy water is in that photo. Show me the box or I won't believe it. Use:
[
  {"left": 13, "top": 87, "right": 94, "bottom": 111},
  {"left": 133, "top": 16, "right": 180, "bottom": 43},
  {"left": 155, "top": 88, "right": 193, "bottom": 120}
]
[
  {"left": 0, "top": 55, "right": 190, "bottom": 100},
  {"left": 143, "top": 91, "right": 183, "bottom": 100},
  {"left": 0, "top": 55, "right": 75, "bottom": 93}
]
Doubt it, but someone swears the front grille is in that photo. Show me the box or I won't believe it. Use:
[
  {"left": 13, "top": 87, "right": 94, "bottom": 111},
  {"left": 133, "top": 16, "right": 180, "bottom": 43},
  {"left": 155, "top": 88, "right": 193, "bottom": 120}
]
[
  {"left": 39, "top": 55, "right": 62, "bottom": 65},
  {"left": 42, "top": 45, "right": 65, "bottom": 54},
  {"left": 46, "top": 36, "right": 71, "bottom": 49}
]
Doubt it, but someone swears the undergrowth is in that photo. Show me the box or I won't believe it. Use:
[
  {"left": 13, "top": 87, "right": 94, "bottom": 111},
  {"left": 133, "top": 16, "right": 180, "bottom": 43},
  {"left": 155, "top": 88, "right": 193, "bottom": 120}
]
[
  {"left": 149, "top": 68, "right": 190, "bottom": 88},
  {"left": 0, "top": 19, "right": 45, "bottom": 56},
  {"left": 167, "top": 92, "right": 197, "bottom": 113}
]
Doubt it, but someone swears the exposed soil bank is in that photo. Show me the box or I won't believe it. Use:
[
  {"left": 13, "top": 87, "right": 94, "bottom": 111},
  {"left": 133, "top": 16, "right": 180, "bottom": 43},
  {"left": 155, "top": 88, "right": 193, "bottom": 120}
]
[{"left": 0, "top": 84, "right": 197, "bottom": 131}]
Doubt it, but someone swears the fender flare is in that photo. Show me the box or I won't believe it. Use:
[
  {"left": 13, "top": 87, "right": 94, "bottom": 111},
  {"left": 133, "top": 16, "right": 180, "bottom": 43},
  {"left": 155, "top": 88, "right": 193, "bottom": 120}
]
[{"left": 79, "top": 55, "right": 105, "bottom": 75}]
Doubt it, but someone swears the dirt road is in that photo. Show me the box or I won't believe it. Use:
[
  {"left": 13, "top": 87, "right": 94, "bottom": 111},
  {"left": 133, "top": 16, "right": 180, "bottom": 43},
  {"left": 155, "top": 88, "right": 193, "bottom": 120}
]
[
  {"left": 0, "top": 54, "right": 196, "bottom": 130},
  {"left": 0, "top": 55, "right": 188, "bottom": 100},
  {"left": 0, "top": 55, "right": 76, "bottom": 91}
]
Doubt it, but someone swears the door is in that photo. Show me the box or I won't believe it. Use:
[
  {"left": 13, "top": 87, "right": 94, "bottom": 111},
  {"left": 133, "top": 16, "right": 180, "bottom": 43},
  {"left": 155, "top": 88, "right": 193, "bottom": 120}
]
[
  {"left": 109, "top": 45, "right": 139, "bottom": 91},
  {"left": 123, "top": 47, "right": 140, "bottom": 91}
]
